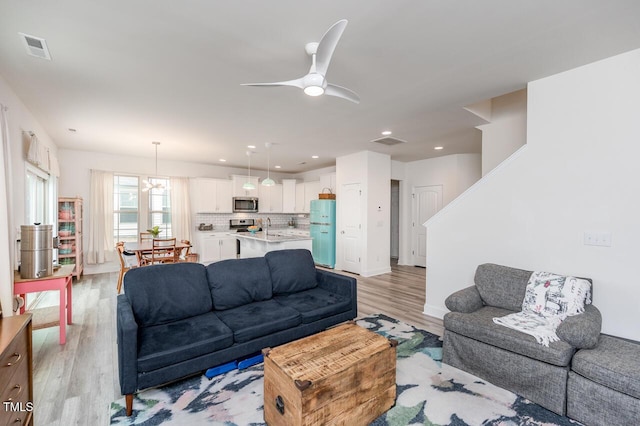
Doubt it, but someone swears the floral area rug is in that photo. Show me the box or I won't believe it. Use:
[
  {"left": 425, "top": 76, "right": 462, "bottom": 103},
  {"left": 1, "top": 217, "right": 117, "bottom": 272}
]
[{"left": 110, "top": 314, "right": 579, "bottom": 425}]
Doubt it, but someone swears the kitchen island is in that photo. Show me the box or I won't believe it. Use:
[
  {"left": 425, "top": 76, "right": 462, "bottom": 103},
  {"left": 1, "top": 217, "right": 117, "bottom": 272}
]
[{"left": 235, "top": 231, "right": 312, "bottom": 259}]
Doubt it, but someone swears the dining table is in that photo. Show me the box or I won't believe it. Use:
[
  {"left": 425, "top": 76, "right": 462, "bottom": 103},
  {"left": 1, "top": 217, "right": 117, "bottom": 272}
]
[{"left": 124, "top": 241, "right": 191, "bottom": 266}]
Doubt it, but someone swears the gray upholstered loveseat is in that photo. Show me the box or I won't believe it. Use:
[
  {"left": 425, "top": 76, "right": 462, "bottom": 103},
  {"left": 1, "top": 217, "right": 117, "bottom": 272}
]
[
  {"left": 117, "top": 249, "right": 357, "bottom": 416},
  {"left": 442, "top": 263, "right": 601, "bottom": 415}
]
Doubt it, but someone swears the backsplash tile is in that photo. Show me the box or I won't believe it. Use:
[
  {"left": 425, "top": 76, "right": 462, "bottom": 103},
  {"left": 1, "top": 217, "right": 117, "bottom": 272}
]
[{"left": 194, "top": 213, "right": 309, "bottom": 231}]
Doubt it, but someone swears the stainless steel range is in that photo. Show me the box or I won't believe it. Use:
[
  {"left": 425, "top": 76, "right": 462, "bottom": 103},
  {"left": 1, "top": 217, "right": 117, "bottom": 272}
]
[{"left": 229, "top": 218, "right": 259, "bottom": 232}]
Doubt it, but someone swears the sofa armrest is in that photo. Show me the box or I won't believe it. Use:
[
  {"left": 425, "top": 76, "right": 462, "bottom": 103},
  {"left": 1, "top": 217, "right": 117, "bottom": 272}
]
[
  {"left": 445, "top": 286, "right": 483, "bottom": 313},
  {"left": 557, "top": 304, "right": 602, "bottom": 349},
  {"left": 316, "top": 269, "right": 357, "bottom": 316},
  {"left": 117, "top": 294, "right": 139, "bottom": 395}
]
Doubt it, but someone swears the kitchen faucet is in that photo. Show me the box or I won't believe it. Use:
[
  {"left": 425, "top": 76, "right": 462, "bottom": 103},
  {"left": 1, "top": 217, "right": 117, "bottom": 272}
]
[{"left": 265, "top": 217, "right": 271, "bottom": 237}]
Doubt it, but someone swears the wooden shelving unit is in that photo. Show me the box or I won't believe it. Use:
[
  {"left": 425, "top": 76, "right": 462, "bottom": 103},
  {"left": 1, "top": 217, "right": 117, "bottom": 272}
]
[{"left": 57, "top": 197, "right": 83, "bottom": 277}]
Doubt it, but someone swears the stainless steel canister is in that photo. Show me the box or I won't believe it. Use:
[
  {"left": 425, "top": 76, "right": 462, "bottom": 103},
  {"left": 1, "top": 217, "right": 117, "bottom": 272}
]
[{"left": 20, "top": 224, "right": 53, "bottom": 279}]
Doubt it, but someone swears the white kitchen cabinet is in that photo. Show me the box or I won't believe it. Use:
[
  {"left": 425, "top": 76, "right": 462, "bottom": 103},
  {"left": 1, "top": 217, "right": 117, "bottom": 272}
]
[
  {"left": 216, "top": 180, "right": 233, "bottom": 212},
  {"left": 293, "top": 181, "right": 321, "bottom": 213},
  {"left": 282, "top": 179, "right": 297, "bottom": 213},
  {"left": 258, "top": 183, "right": 283, "bottom": 213},
  {"left": 190, "top": 178, "right": 233, "bottom": 213},
  {"left": 195, "top": 232, "right": 238, "bottom": 264},
  {"left": 232, "top": 175, "right": 259, "bottom": 197},
  {"left": 295, "top": 183, "right": 305, "bottom": 212},
  {"left": 304, "top": 181, "right": 321, "bottom": 212},
  {"left": 320, "top": 173, "right": 336, "bottom": 195}
]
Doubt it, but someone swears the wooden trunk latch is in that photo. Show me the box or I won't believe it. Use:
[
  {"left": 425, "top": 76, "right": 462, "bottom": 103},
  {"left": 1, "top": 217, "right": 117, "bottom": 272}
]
[{"left": 275, "top": 395, "right": 285, "bottom": 415}]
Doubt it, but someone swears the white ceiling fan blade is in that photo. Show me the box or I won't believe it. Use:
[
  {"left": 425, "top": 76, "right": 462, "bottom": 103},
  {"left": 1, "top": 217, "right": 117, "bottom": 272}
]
[
  {"left": 315, "top": 19, "right": 348, "bottom": 76},
  {"left": 325, "top": 83, "right": 360, "bottom": 104},
  {"left": 240, "top": 78, "right": 304, "bottom": 89}
]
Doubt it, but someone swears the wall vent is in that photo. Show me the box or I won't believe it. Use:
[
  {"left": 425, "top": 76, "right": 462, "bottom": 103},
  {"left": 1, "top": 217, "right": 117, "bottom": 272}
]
[
  {"left": 18, "top": 33, "right": 52, "bottom": 60},
  {"left": 370, "top": 136, "right": 407, "bottom": 146}
]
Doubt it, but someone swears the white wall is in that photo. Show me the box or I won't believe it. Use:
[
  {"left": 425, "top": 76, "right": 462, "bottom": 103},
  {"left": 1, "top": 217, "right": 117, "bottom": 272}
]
[
  {"left": 335, "top": 151, "right": 391, "bottom": 277},
  {"left": 479, "top": 89, "right": 527, "bottom": 176},
  {"left": 396, "top": 153, "right": 481, "bottom": 265},
  {"left": 0, "top": 74, "right": 59, "bottom": 315},
  {"left": 292, "top": 165, "right": 336, "bottom": 182},
  {"left": 57, "top": 148, "right": 297, "bottom": 198},
  {"left": 365, "top": 151, "right": 391, "bottom": 276},
  {"left": 424, "top": 48, "right": 640, "bottom": 340}
]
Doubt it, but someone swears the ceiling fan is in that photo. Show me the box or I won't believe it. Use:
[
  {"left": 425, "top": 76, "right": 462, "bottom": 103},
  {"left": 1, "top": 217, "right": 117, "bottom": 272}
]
[{"left": 241, "top": 19, "right": 360, "bottom": 104}]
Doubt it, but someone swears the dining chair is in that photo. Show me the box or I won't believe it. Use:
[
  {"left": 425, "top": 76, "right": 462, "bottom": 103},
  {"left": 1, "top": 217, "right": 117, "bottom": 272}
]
[
  {"left": 139, "top": 232, "right": 154, "bottom": 242},
  {"left": 148, "top": 237, "right": 177, "bottom": 265},
  {"left": 178, "top": 239, "right": 191, "bottom": 262},
  {"left": 116, "top": 242, "right": 138, "bottom": 293}
]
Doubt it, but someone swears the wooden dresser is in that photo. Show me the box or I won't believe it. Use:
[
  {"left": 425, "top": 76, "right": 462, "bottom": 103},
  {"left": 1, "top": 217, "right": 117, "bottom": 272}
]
[{"left": 0, "top": 314, "right": 33, "bottom": 426}]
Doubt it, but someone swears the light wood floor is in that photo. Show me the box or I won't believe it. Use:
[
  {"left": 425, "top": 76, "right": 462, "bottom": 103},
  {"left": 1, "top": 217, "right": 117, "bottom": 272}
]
[{"left": 29, "top": 259, "right": 442, "bottom": 425}]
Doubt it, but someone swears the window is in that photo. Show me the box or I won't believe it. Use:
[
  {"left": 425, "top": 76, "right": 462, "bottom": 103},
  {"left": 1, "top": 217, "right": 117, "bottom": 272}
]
[
  {"left": 25, "top": 164, "right": 56, "bottom": 227},
  {"left": 113, "top": 175, "right": 171, "bottom": 242},
  {"left": 113, "top": 175, "right": 139, "bottom": 243},
  {"left": 25, "top": 169, "right": 46, "bottom": 225},
  {"left": 148, "top": 177, "right": 171, "bottom": 237}
]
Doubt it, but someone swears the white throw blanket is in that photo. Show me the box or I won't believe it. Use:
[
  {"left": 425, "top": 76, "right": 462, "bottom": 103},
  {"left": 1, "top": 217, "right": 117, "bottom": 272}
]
[{"left": 493, "top": 271, "right": 592, "bottom": 346}]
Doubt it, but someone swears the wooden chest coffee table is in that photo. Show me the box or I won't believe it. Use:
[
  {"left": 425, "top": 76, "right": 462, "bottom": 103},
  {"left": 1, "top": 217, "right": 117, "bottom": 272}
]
[{"left": 263, "top": 322, "right": 397, "bottom": 425}]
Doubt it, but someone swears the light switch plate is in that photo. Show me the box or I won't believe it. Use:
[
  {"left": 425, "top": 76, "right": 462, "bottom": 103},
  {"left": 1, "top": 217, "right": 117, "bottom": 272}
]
[{"left": 584, "top": 231, "right": 612, "bottom": 247}]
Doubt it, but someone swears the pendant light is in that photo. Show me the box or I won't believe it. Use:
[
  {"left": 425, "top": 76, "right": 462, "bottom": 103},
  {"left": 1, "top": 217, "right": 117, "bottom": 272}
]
[
  {"left": 261, "top": 142, "right": 275, "bottom": 187},
  {"left": 142, "top": 141, "right": 165, "bottom": 192},
  {"left": 243, "top": 150, "right": 256, "bottom": 190}
]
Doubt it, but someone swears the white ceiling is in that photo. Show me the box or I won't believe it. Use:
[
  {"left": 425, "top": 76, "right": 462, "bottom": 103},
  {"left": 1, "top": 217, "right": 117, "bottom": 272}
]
[{"left": 1, "top": 1, "right": 639, "bottom": 173}]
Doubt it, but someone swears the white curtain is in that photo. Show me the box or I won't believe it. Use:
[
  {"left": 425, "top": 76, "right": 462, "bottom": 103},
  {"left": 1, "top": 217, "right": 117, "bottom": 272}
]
[
  {"left": 87, "top": 169, "right": 114, "bottom": 264},
  {"left": 0, "top": 105, "right": 14, "bottom": 315},
  {"left": 170, "top": 177, "right": 192, "bottom": 242}
]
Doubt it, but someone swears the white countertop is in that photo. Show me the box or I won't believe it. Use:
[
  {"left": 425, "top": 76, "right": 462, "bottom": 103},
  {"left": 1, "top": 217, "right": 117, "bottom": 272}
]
[{"left": 234, "top": 231, "right": 312, "bottom": 243}]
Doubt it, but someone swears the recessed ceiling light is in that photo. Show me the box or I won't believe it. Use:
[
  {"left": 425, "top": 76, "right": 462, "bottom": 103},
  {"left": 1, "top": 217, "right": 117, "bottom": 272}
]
[
  {"left": 381, "top": 130, "right": 392, "bottom": 136},
  {"left": 434, "top": 146, "right": 444, "bottom": 150},
  {"left": 219, "top": 158, "right": 226, "bottom": 162},
  {"left": 311, "top": 155, "right": 319, "bottom": 159},
  {"left": 274, "top": 165, "right": 281, "bottom": 169},
  {"left": 247, "top": 145, "right": 256, "bottom": 149}
]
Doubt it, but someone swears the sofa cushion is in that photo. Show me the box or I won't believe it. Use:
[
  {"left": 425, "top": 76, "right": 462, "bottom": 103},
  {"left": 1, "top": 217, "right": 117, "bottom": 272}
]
[
  {"left": 206, "top": 257, "right": 273, "bottom": 310},
  {"left": 572, "top": 334, "right": 640, "bottom": 399},
  {"left": 474, "top": 263, "right": 532, "bottom": 311},
  {"left": 274, "top": 287, "right": 351, "bottom": 323},
  {"left": 215, "top": 299, "right": 301, "bottom": 343},
  {"left": 137, "top": 311, "right": 233, "bottom": 372},
  {"left": 444, "top": 306, "right": 575, "bottom": 366},
  {"left": 124, "top": 263, "right": 212, "bottom": 327},
  {"left": 265, "top": 249, "right": 318, "bottom": 295}
]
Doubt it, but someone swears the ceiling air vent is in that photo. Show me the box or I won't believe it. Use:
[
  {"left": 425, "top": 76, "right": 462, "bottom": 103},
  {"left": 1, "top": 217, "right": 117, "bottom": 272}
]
[
  {"left": 370, "top": 136, "right": 407, "bottom": 146},
  {"left": 18, "top": 33, "right": 51, "bottom": 60}
]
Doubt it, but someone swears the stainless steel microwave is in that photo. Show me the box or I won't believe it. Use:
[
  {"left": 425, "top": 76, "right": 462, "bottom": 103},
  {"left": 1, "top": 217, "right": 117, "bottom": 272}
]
[{"left": 233, "top": 197, "right": 259, "bottom": 213}]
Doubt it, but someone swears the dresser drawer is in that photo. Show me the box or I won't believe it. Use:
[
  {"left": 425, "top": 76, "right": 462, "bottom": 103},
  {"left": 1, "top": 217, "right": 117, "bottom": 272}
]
[
  {"left": 2, "top": 389, "right": 32, "bottom": 426},
  {"left": 1, "top": 355, "right": 29, "bottom": 404},
  {"left": 0, "top": 328, "right": 27, "bottom": 384}
]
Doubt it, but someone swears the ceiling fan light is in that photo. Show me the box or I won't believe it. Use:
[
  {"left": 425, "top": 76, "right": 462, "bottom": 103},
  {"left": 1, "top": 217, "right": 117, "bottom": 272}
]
[
  {"left": 304, "top": 85, "right": 325, "bottom": 97},
  {"left": 261, "top": 177, "right": 275, "bottom": 187},
  {"left": 243, "top": 182, "right": 256, "bottom": 190}
]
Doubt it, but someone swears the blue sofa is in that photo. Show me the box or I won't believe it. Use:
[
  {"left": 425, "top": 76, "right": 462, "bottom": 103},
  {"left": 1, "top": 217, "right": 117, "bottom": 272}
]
[{"left": 117, "top": 249, "right": 357, "bottom": 416}]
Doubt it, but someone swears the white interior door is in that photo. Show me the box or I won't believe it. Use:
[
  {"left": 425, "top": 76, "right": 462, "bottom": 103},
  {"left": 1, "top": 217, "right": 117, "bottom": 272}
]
[
  {"left": 339, "top": 183, "right": 361, "bottom": 274},
  {"left": 412, "top": 185, "right": 442, "bottom": 267}
]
